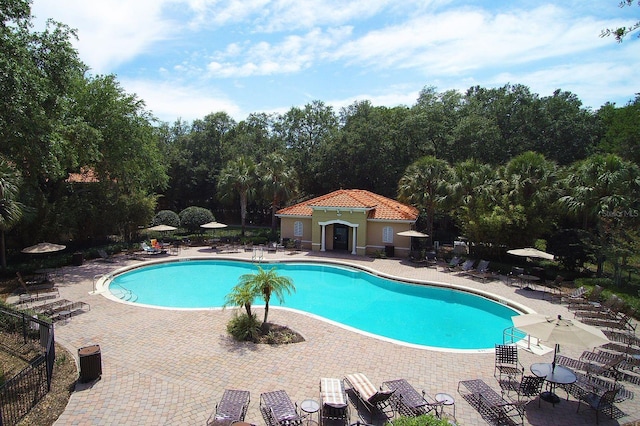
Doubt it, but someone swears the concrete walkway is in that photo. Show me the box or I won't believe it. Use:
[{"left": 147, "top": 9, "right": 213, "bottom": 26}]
[{"left": 38, "top": 247, "right": 638, "bottom": 425}]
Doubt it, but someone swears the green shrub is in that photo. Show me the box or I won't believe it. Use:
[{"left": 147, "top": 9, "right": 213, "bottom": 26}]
[
  {"left": 179, "top": 206, "right": 214, "bottom": 232},
  {"left": 227, "top": 313, "right": 261, "bottom": 342},
  {"left": 386, "top": 414, "right": 450, "bottom": 426},
  {"left": 152, "top": 210, "right": 180, "bottom": 227}
]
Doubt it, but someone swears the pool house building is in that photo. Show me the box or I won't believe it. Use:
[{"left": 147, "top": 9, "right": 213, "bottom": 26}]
[{"left": 276, "top": 189, "right": 419, "bottom": 257}]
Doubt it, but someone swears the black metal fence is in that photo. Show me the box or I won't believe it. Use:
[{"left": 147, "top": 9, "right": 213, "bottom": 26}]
[{"left": 0, "top": 306, "right": 55, "bottom": 426}]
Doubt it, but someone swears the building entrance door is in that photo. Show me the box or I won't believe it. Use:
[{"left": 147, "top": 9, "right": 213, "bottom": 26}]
[{"left": 333, "top": 224, "right": 349, "bottom": 251}]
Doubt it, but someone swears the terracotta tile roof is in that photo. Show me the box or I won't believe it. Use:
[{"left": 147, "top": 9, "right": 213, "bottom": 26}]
[{"left": 277, "top": 189, "right": 418, "bottom": 221}]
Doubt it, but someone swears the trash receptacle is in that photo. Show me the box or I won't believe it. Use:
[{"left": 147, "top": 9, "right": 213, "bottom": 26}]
[
  {"left": 72, "top": 251, "right": 84, "bottom": 266},
  {"left": 385, "top": 245, "right": 395, "bottom": 258},
  {"left": 78, "top": 344, "right": 102, "bottom": 382}
]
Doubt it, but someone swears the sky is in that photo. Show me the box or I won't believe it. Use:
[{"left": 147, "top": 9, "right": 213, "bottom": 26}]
[{"left": 32, "top": 0, "right": 638, "bottom": 124}]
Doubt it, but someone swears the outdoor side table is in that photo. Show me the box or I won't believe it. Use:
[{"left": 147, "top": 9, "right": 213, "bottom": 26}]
[
  {"left": 300, "top": 399, "right": 320, "bottom": 425},
  {"left": 434, "top": 392, "right": 456, "bottom": 420},
  {"left": 530, "top": 362, "right": 576, "bottom": 405}
]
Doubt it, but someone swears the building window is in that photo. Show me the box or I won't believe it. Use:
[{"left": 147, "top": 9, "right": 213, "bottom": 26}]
[
  {"left": 382, "top": 226, "right": 393, "bottom": 243},
  {"left": 294, "top": 221, "right": 303, "bottom": 237}
]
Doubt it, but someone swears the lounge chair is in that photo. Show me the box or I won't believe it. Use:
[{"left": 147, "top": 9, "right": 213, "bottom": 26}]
[
  {"left": 16, "top": 271, "right": 55, "bottom": 291},
  {"left": 552, "top": 285, "right": 586, "bottom": 304},
  {"left": 260, "top": 390, "right": 303, "bottom": 426},
  {"left": 382, "top": 379, "right": 440, "bottom": 418},
  {"left": 320, "top": 378, "right": 349, "bottom": 425},
  {"left": 458, "top": 379, "right": 526, "bottom": 425},
  {"left": 206, "top": 389, "right": 250, "bottom": 426},
  {"left": 344, "top": 373, "right": 395, "bottom": 422},
  {"left": 15, "top": 272, "right": 59, "bottom": 304},
  {"left": 454, "top": 259, "right": 476, "bottom": 274},
  {"left": 141, "top": 242, "right": 161, "bottom": 254},
  {"left": 581, "top": 313, "right": 636, "bottom": 332},
  {"left": 464, "top": 260, "right": 492, "bottom": 282},
  {"left": 440, "top": 256, "right": 461, "bottom": 272},
  {"left": 97, "top": 249, "right": 117, "bottom": 263}
]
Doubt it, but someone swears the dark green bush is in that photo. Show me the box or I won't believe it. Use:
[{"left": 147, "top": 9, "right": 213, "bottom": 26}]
[
  {"left": 178, "top": 206, "right": 214, "bottom": 232},
  {"left": 152, "top": 210, "right": 180, "bottom": 227},
  {"left": 227, "top": 313, "right": 261, "bottom": 342}
]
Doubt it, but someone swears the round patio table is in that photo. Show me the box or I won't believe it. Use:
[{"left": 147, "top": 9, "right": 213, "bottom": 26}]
[{"left": 530, "top": 363, "right": 577, "bottom": 405}]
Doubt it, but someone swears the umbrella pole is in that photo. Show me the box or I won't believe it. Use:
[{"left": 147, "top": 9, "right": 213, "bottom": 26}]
[{"left": 552, "top": 343, "right": 559, "bottom": 373}]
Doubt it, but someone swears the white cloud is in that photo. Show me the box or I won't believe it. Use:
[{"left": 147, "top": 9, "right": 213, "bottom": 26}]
[
  {"left": 205, "top": 27, "right": 351, "bottom": 77},
  {"left": 32, "top": 0, "right": 178, "bottom": 73},
  {"left": 120, "top": 78, "right": 242, "bottom": 122}
]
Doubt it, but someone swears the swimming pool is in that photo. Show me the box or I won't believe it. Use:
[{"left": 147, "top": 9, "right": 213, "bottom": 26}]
[{"left": 107, "top": 259, "right": 524, "bottom": 350}]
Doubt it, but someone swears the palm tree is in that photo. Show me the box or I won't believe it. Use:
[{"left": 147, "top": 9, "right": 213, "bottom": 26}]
[
  {"left": 223, "top": 281, "right": 256, "bottom": 317},
  {"left": 259, "top": 152, "right": 297, "bottom": 232},
  {"left": 217, "top": 156, "right": 257, "bottom": 236},
  {"left": 0, "top": 157, "right": 24, "bottom": 269},
  {"left": 239, "top": 266, "right": 295, "bottom": 326},
  {"left": 398, "top": 155, "right": 452, "bottom": 245}
]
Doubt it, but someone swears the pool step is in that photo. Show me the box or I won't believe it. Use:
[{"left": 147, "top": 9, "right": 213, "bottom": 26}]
[{"left": 111, "top": 287, "right": 138, "bottom": 302}]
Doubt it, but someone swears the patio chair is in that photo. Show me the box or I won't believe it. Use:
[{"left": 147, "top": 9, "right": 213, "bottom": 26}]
[
  {"left": 494, "top": 344, "right": 523, "bottom": 386},
  {"left": 260, "top": 390, "right": 303, "bottom": 426},
  {"left": 458, "top": 379, "right": 526, "bottom": 425},
  {"left": 344, "top": 373, "right": 395, "bottom": 422},
  {"left": 499, "top": 375, "right": 545, "bottom": 407},
  {"left": 576, "top": 386, "right": 622, "bottom": 424},
  {"left": 564, "top": 372, "right": 633, "bottom": 404},
  {"left": 206, "top": 389, "right": 250, "bottom": 426},
  {"left": 382, "top": 379, "right": 441, "bottom": 418},
  {"left": 320, "top": 378, "right": 349, "bottom": 425}
]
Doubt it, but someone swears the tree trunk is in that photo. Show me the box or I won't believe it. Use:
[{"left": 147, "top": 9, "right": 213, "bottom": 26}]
[
  {"left": 240, "top": 192, "right": 247, "bottom": 236},
  {"left": 1, "top": 230, "right": 6, "bottom": 269}
]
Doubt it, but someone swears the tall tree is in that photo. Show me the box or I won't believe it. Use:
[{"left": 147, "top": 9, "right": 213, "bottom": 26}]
[
  {"left": 0, "top": 157, "right": 24, "bottom": 269},
  {"left": 398, "top": 156, "right": 452, "bottom": 245},
  {"left": 217, "top": 156, "right": 257, "bottom": 236},
  {"left": 259, "top": 152, "right": 297, "bottom": 232},
  {"left": 559, "top": 154, "right": 640, "bottom": 276}
]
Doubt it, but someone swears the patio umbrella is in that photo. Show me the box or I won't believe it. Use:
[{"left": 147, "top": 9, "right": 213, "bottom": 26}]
[
  {"left": 146, "top": 224, "right": 177, "bottom": 232},
  {"left": 200, "top": 221, "right": 228, "bottom": 229},
  {"left": 512, "top": 314, "right": 609, "bottom": 372},
  {"left": 397, "top": 230, "right": 429, "bottom": 251},
  {"left": 507, "top": 247, "right": 555, "bottom": 260},
  {"left": 21, "top": 242, "right": 66, "bottom": 254},
  {"left": 396, "top": 230, "right": 429, "bottom": 238}
]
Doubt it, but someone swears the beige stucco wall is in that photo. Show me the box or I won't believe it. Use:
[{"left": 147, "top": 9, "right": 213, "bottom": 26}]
[
  {"left": 366, "top": 221, "right": 412, "bottom": 257},
  {"left": 279, "top": 217, "right": 313, "bottom": 250}
]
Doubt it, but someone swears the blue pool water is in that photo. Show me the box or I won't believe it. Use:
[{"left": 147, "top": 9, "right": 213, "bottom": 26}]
[{"left": 108, "top": 260, "right": 521, "bottom": 350}]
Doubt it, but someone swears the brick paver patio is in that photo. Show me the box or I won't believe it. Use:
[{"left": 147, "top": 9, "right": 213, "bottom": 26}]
[{"left": 33, "top": 247, "right": 638, "bottom": 425}]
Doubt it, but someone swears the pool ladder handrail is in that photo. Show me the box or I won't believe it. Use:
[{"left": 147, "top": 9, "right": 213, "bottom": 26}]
[{"left": 252, "top": 246, "right": 264, "bottom": 262}]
